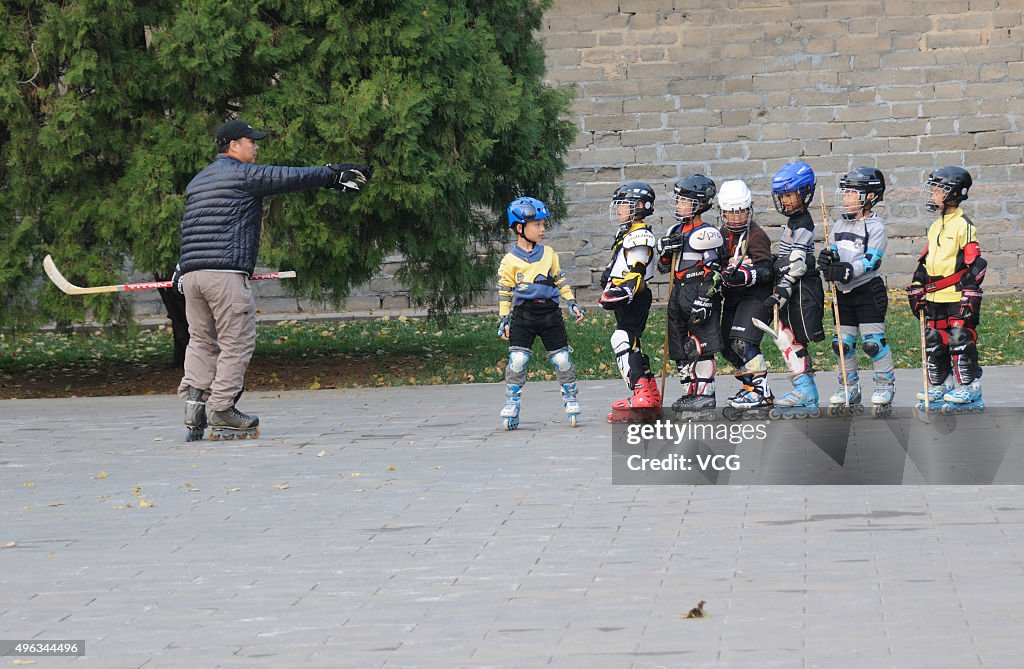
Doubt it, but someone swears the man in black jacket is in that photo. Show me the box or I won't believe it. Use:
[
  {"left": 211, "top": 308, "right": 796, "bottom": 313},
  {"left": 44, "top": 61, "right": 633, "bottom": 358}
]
[{"left": 176, "top": 119, "right": 370, "bottom": 440}]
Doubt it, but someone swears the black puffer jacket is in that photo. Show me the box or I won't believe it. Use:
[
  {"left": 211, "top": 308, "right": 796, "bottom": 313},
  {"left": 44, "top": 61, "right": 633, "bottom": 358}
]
[{"left": 179, "top": 154, "right": 334, "bottom": 275}]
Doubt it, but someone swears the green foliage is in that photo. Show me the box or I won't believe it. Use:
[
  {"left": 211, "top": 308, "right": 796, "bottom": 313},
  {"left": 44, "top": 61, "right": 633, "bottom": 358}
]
[{"left": 0, "top": 0, "right": 575, "bottom": 328}]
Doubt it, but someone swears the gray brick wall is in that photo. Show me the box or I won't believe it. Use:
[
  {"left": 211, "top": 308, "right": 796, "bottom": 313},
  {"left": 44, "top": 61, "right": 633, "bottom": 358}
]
[
  {"left": 541, "top": 0, "right": 1024, "bottom": 305},
  {"left": 133, "top": 0, "right": 1024, "bottom": 319}
]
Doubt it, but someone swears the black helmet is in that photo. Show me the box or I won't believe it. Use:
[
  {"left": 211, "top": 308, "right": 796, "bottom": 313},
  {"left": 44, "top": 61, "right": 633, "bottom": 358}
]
[
  {"left": 672, "top": 174, "right": 717, "bottom": 224},
  {"left": 610, "top": 181, "right": 655, "bottom": 223},
  {"left": 837, "top": 167, "right": 885, "bottom": 220},
  {"left": 925, "top": 166, "right": 972, "bottom": 212}
]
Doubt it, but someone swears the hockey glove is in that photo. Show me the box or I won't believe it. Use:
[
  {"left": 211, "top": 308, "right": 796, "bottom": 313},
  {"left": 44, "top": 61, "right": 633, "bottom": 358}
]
[
  {"left": 171, "top": 263, "right": 185, "bottom": 296},
  {"left": 958, "top": 287, "right": 982, "bottom": 323},
  {"left": 764, "top": 283, "right": 791, "bottom": 310},
  {"left": 721, "top": 264, "right": 756, "bottom": 288},
  {"left": 497, "top": 315, "right": 510, "bottom": 339},
  {"left": 599, "top": 284, "right": 634, "bottom": 310},
  {"left": 817, "top": 249, "right": 839, "bottom": 269},
  {"left": 655, "top": 233, "right": 685, "bottom": 256},
  {"left": 689, "top": 293, "right": 715, "bottom": 325},
  {"left": 821, "top": 261, "right": 854, "bottom": 284},
  {"left": 326, "top": 163, "right": 372, "bottom": 191},
  {"left": 906, "top": 284, "right": 926, "bottom": 317}
]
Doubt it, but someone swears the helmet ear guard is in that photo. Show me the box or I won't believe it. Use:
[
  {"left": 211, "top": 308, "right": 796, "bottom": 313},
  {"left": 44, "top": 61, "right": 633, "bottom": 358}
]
[
  {"left": 925, "top": 166, "right": 972, "bottom": 212},
  {"left": 771, "top": 161, "right": 816, "bottom": 216},
  {"left": 611, "top": 181, "right": 656, "bottom": 223}
]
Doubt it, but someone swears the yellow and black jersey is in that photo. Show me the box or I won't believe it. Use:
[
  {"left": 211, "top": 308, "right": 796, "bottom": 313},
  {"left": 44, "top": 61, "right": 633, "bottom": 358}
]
[
  {"left": 497, "top": 244, "right": 575, "bottom": 317},
  {"left": 920, "top": 208, "right": 980, "bottom": 303}
]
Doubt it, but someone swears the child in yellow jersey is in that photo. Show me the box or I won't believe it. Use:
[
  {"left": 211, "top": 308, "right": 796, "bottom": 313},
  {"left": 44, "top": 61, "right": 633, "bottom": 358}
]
[
  {"left": 907, "top": 167, "right": 988, "bottom": 414},
  {"left": 496, "top": 197, "right": 585, "bottom": 430}
]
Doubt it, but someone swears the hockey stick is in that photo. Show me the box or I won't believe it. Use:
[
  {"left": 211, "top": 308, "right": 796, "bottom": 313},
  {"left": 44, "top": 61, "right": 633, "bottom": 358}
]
[
  {"left": 913, "top": 310, "right": 931, "bottom": 423},
  {"left": 659, "top": 251, "right": 679, "bottom": 404},
  {"left": 43, "top": 255, "right": 296, "bottom": 295},
  {"left": 820, "top": 198, "right": 850, "bottom": 414}
]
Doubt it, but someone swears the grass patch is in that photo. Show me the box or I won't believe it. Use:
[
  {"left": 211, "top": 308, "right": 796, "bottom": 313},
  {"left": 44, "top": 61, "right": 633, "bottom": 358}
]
[{"left": 2, "top": 294, "right": 1023, "bottom": 394}]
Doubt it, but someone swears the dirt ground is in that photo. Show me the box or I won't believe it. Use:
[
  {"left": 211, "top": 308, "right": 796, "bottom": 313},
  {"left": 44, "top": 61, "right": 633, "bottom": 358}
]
[{"left": 0, "top": 355, "right": 387, "bottom": 400}]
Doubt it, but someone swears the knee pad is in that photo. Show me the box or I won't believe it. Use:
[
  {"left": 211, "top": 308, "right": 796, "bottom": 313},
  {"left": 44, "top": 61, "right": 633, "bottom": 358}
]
[
  {"left": 680, "top": 334, "right": 703, "bottom": 364},
  {"left": 729, "top": 339, "right": 758, "bottom": 366},
  {"left": 947, "top": 326, "right": 977, "bottom": 351},
  {"left": 547, "top": 346, "right": 577, "bottom": 385},
  {"left": 506, "top": 346, "right": 532, "bottom": 385},
  {"left": 832, "top": 333, "right": 856, "bottom": 357},
  {"left": 861, "top": 333, "right": 890, "bottom": 363},
  {"left": 925, "top": 327, "right": 949, "bottom": 355}
]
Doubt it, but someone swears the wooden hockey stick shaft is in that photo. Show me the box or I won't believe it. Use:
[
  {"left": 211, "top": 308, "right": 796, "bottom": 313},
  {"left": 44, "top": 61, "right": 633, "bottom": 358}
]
[
  {"left": 43, "top": 255, "right": 296, "bottom": 296},
  {"left": 820, "top": 198, "right": 850, "bottom": 411},
  {"left": 920, "top": 310, "right": 930, "bottom": 415}
]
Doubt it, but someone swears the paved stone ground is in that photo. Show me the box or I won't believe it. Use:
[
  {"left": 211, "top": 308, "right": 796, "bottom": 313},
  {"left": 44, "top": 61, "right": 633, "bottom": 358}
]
[{"left": 1, "top": 368, "right": 1023, "bottom": 668}]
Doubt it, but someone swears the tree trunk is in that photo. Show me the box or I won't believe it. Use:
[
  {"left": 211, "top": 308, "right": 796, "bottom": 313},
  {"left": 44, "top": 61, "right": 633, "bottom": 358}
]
[{"left": 157, "top": 288, "right": 189, "bottom": 369}]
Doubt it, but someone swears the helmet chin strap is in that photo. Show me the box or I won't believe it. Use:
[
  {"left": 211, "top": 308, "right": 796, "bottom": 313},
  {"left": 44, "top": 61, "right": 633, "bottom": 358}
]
[{"left": 516, "top": 224, "right": 538, "bottom": 250}]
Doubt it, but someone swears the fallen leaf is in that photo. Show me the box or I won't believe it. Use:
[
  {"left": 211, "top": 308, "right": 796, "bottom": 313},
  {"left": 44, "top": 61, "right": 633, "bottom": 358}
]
[
  {"left": 308, "top": 380, "right": 321, "bottom": 390},
  {"left": 274, "top": 483, "right": 290, "bottom": 490},
  {"left": 5, "top": 541, "right": 16, "bottom": 548},
  {"left": 227, "top": 488, "right": 240, "bottom": 492},
  {"left": 387, "top": 466, "right": 396, "bottom": 471},
  {"left": 351, "top": 472, "right": 362, "bottom": 477},
  {"left": 93, "top": 471, "right": 108, "bottom": 479},
  {"left": 317, "top": 450, "right": 326, "bottom": 457},
  {"left": 22, "top": 482, "right": 33, "bottom": 487},
  {"left": 138, "top": 499, "right": 154, "bottom": 508}
]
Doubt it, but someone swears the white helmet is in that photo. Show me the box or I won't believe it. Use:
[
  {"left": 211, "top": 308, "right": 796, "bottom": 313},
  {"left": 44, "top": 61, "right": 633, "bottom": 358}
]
[{"left": 717, "top": 180, "right": 753, "bottom": 230}]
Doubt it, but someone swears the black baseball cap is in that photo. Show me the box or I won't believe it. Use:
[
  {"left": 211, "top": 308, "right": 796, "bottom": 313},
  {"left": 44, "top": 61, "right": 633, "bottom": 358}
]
[{"left": 215, "top": 119, "right": 267, "bottom": 145}]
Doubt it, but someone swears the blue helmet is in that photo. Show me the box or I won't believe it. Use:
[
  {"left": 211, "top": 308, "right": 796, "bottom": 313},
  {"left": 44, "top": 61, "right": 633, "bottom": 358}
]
[
  {"left": 507, "top": 197, "right": 550, "bottom": 229},
  {"left": 771, "top": 161, "right": 816, "bottom": 216}
]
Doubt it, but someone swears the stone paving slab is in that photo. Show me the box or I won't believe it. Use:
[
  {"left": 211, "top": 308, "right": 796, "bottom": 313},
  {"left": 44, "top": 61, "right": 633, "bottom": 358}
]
[{"left": 0, "top": 367, "right": 1023, "bottom": 668}]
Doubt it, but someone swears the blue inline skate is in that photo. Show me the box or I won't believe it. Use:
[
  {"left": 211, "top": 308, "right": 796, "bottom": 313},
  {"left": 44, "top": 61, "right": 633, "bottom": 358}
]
[
  {"left": 914, "top": 375, "right": 953, "bottom": 415},
  {"left": 770, "top": 373, "right": 820, "bottom": 419},
  {"left": 870, "top": 371, "right": 896, "bottom": 418},
  {"left": 939, "top": 378, "right": 985, "bottom": 415},
  {"left": 827, "top": 371, "right": 863, "bottom": 417},
  {"left": 501, "top": 383, "right": 522, "bottom": 431},
  {"left": 561, "top": 382, "right": 581, "bottom": 427}
]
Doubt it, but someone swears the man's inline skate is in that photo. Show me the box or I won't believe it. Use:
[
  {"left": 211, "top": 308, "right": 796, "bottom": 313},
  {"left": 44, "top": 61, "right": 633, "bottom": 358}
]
[
  {"left": 770, "top": 372, "right": 820, "bottom": 419},
  {"left": 722, "top": 372, "right": 773, "bottom": 421},
  {"left": 208, "top": 391, "right": 260, "bottom": 440},
  {"left": 184, "top": 385, "right": 207, "bottom": 442},
  {"left": 827, "top": 371, "right": 863, "bottom": 417}
]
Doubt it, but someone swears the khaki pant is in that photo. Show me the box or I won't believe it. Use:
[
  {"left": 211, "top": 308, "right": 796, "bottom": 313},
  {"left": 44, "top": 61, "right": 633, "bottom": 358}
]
[{"left": 177, "top": 271, "right": 256, "bottom": 411}]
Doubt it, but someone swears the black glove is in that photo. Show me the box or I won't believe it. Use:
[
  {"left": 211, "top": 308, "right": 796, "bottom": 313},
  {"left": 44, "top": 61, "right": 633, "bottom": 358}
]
[
  {"left": 817, "top": 249, "right": 839, "bottom": 268},
  {"left": 689, "top": 293, "right": 715, "bottom": 325},
  {"left": 906, "top": 284, "right": 926, "bottom": 317},
  {"left": 171, "top": 263, "right": 185, "bottom": 296},
  {"left": 656, "top": 233, "right": 685, "bottom": 256},
  {"left": 721, "top": 264, "right": 756, "bottom": 288},
  {"left": 958, "top": 287, "right": 982, "bottom": 323},
  {"left": 764, "top": 283, "right": 791, "bottom": 309},
  {"left": 599, "top": 284, "right": 634, "bottom": 310},
  {"left": 821, "top": 261, "right": 854, "bottom": 284},
  {"left": 326, "top": 163, "right": 372, "bottom": 191}
]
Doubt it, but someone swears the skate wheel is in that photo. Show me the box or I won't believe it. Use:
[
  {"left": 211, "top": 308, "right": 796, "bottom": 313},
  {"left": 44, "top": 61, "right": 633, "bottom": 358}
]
[
  {"left": 251, "top": 428, "right": 261, "bottom": 439},
  {"left": 872, "top": 405, "right": 892, "bottom": 418},
  {"left": 769, "top": 407, "right": 782, "bottom": 420},
  {"left": 222, "top": 433, "right": 235, "bottom": 441},
  {"left": 723, "top": 407, "right": 739, "bottom": 421},
  {"left": 209, "top": 432, "right": 221, "bottom": 441},
  {"left": 808, "top": 408, "right": 821, "bottom": 419},
  {"left": 502, "top": 418, "right": 518, "bottom": 431},
  {"left": 569, "top": 414, "right": 579, "bottom": 428},
  {"left": 827, "top": 405, "right": 840, "bottom": 417}
]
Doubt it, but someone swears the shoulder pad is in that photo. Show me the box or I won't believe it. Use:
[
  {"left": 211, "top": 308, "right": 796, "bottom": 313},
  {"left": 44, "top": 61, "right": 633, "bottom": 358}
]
[
  {"left": 622, "top": 228, "right": 656, "bottom": 249},
  {"left": 689, "top": 226, "right": 724, "bottom": 251}
]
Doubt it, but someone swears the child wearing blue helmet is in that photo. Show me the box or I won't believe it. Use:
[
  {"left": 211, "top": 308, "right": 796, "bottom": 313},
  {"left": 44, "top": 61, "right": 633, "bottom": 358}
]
[
  {"left": 497, "top": 197, "right": 586, "bottom": 430},
  {"left": 762, "top": 162, "right": 826, "bottom": 419}
]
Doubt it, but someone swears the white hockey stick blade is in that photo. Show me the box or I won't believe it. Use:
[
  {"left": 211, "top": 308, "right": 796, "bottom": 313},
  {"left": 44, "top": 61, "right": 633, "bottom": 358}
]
[
  {"left": 750, "top": 317, "right": 779, "bottom": 343},
  {"left": 43, "top": 254, "right": 91, "bottom": 295}
]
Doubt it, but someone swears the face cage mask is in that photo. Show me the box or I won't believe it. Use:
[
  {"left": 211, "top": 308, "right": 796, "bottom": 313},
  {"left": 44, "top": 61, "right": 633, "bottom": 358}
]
[
  {"left": 672, "top": 194, "right": 705, "bottom": 224},
  {"left": 610, "top": 199, "right": 642, "bottom": 226},
  {"left": 924, "top": 182, "right": 956, "bottom": 213},
  {"left": 719, "top": 206, "right": 753, "bottom": 231},
  {"left": 771, "top": 187, "right": 812, "bottom": 216},
  {"left": 836, "top": 187, "right": 870, "bottom": 220}
]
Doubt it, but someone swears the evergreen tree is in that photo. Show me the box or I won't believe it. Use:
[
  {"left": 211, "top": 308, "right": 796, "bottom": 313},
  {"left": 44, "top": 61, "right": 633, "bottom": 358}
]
[{"left": 0, "top": 0, "right": 574, "bottom": 363}]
